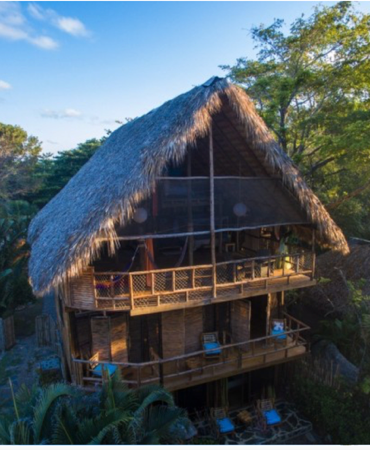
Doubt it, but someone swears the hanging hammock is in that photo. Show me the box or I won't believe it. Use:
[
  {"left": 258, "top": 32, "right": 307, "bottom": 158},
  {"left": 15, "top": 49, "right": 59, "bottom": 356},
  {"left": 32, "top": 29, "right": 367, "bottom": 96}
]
[{"left": 95, "top": 244, "right": 140, "bottom": 290}]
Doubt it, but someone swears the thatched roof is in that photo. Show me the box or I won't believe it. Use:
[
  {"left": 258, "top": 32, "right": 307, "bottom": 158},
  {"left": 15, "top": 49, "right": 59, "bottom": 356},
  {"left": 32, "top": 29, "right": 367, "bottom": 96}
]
[{"left": 28, "top": 77, "right": 348, "bottom": 295}]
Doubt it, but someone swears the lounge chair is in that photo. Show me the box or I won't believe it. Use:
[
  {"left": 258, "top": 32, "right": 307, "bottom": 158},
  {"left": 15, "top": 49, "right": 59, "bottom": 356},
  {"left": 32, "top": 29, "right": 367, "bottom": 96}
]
[
  {"left": 211, "top": 407, "right": 235, "bottom": 437},
  {"left": 256, "top": 399, "right": 282, "bottom": 427},
  {"left": 270, "top": 318, "right": 287, "bottom": 345},
  {"left": 201, "top": 332, "right": 222, "bottom": 359},
  {"left": 89, "top": 353, "right": 118, "bottom": 379}
]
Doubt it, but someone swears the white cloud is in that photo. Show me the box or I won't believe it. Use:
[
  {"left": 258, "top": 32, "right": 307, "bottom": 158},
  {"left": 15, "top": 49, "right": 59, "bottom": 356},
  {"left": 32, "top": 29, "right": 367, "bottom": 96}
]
[
  {"left": 27, "top": 3, "right": 44, "bottom": 21},
  {"left": 0, "top": 2, "right": 58, "bottom": 49},
  {"left": 0, "top": 79, "right": 11, "bottom": 90},
  {"left": 0, "top": 2, "right": 25, "bottom": 26},
  {"left": 28, "top": 3, "right": 90, "bottom": 37},
  {"left": 56, "top": 17, "right": 88, "bottom": 37},
  {"left": 41, "top": 108, "right": 83, "bottom": 119},
  {"left": 29, "top": 35, "right": 58, "bottom": 50}
]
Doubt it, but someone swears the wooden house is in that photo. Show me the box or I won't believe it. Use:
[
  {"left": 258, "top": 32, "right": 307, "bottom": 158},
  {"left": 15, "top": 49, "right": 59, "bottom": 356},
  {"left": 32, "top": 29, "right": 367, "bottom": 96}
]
[{"left": 28, "top": 77, "right": 348, "bottom": 407}]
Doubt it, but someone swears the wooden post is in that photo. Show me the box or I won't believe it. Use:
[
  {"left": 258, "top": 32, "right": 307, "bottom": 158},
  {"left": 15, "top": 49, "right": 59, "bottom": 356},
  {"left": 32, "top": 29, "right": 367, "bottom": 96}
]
[
  {"left": 209, "top": 122, "right": 217, "bottom": 299},
  {"left": 187, "top": 152, "right": 194, "bottom": 266},
  {"left": 129, "top": 274, "right": 134, "bottom": 310},
  {"left": 311, "top": 228, "right": 316, "bottom": 280}
]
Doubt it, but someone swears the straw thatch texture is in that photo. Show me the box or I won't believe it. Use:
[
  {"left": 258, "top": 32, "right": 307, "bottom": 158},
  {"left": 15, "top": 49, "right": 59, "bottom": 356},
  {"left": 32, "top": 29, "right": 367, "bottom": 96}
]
[{"left": 28, "top": 77, "right": 348, "bottom": 295}]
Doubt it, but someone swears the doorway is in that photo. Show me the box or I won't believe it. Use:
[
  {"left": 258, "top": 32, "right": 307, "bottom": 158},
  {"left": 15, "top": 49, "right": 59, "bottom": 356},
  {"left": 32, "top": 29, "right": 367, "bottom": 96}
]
[{"left": 250, "top": 295, "right": 268, "bottom": 339}]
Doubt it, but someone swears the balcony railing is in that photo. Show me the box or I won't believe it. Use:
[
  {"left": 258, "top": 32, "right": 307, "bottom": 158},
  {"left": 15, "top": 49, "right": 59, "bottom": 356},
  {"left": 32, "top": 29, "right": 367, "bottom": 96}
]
[
  {"left": 72, "top": 313, "right": 309, "bottom": 390},
  {"left": 92, "top": 251, "right": 315, "bottom": 312}
]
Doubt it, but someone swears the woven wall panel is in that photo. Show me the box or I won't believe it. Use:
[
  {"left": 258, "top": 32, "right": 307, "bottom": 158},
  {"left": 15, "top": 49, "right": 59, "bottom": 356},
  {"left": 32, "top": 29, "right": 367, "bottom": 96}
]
[
  {"left": 203, "top": 304, "right": 215, "bottom": 333},
  {"left": 161, "top": 310, "right": 185, "bottom": 359},
  {"left": 218, "top": 302, "right": 231, "bottom": 337},
  {"left": 128, "top": 316, "right": 142, "bottom": 363},
  {"left": 69, "top": 268, "right": 95, "bottom": 309},
  {"left": 185, "top": 307, "right": 203, "bottom": 353},
  {"left": 231, "top": 300, "right": 251, "bottom": 351},
  {"left": 269, "top": 293, "right": 279, "bottom": 320},
  {"left": 91, "top": 317, "right": 111, "bottom": 360},
  {"left": 147, "top": 314, "right": 160, "bottom": 358},
  {"left": 111, "top": 314, "right": 128, "bottom": 362}
]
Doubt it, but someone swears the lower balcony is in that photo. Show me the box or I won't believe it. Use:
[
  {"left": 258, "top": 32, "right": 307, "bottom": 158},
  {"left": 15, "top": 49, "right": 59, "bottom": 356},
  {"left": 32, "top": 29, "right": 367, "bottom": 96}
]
[{"left": 71, "top": 313, "right": 309, "bottom": 392}]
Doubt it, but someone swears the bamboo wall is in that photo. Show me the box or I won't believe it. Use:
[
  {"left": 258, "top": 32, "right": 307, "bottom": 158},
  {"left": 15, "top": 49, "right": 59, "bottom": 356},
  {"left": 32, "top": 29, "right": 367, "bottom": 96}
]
[
  {"left": 91, "top": 315, "right": 128, "bottom": 362},
  {"left": 231, "top": 300, "right": 251, "bottom": 350}
]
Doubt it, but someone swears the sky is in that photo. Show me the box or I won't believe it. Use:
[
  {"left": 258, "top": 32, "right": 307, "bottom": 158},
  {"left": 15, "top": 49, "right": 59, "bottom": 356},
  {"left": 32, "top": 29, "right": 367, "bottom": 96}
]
[{"left": 1, "top": 1, "right": 370, "bottom": 154}]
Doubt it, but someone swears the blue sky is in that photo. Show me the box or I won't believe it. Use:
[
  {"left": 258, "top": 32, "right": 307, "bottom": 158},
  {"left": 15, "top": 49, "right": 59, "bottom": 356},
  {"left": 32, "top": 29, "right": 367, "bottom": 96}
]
[{"left": 1, "top": 1, "right": 370, "bottom": 154}]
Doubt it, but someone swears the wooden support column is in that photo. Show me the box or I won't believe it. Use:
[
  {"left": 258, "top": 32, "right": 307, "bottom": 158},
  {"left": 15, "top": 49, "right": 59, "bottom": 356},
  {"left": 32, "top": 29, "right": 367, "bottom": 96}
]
[
  {"left": 209, "top": 122, "right": 217, "bottom": 298},
  {"left": 187, "top": 152, "right": 194, "bottom": 266},
  {"left": 311, "top": 228, "right": 316, "bottom": 280}
]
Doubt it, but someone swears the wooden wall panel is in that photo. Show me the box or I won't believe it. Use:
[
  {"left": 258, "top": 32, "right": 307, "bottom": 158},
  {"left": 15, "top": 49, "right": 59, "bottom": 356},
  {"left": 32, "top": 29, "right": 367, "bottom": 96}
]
[
  {"left": 231, "top": 300, "right": 251, "bottom": 351},
  {"left": 203, "top": 304, "right": 215, "bottom": 333},
  {"left": 69, "top": 268, "right": 95, "bottom": 310},
  {"left": 161, "top": 310, "right": 185, "bottom": 359},
  {"left": 111, "top": 314, "right": 128, "bottom": 362},
  {"left": 128, "top": 316, "right": 142, "bottom": 363},
  {"left": 147, "top": 314, "right": 160, "bottom": 359},
  {"left": 185, "top": 307, "right": 203, "bottom": 353},
  {"left": 91, "top": 317, "right": 111, "bottom": 360}
]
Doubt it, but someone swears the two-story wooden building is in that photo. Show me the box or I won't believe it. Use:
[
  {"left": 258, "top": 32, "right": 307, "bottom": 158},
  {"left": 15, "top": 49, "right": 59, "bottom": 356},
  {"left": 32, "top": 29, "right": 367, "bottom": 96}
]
[{"left": 28, "top": 77, "right": 348, "bottom": 408}]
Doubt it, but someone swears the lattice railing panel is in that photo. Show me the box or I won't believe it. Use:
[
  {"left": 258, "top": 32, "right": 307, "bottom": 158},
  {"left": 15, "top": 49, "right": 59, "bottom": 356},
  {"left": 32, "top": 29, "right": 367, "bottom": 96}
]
[
  {"left": 160, "top": 293, "right": 187, "bottom": 304},
  {"left": 174, "top": 269, "right": 192, "bottom": 290},
  {"left": 95, "top": 274, "right": 129, "bottom": 299},
  {"left": 194, "top": 267, "right": 213, "bottom": 288},
  {"left": 134, "top": 296, "right": 158, "bottom": 308}
]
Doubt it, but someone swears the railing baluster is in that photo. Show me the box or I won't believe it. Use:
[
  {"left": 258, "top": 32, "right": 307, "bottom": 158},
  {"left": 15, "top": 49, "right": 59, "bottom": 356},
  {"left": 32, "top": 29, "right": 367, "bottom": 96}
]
[{"left": 129, "top": 274, "right": 134, "bottom": 310}]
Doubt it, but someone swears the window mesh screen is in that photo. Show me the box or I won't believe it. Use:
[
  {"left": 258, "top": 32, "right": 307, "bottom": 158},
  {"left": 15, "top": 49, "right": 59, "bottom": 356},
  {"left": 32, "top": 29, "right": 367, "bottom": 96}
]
[{"left": 116, "top": 177, "right": 308, "bottom": 238}]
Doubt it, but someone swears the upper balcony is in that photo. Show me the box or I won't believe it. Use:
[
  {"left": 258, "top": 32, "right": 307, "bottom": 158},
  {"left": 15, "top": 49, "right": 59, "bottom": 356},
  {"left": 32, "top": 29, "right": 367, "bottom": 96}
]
[
  {"left": 63, "top": 177, "right": 316, "bottom": 314},
  {"left": 66, "top": 249, "right": 315, "bottom": 314}
]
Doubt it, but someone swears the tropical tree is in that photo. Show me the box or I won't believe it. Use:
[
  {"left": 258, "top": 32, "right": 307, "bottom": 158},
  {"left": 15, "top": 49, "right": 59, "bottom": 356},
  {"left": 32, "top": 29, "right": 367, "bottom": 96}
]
[
  {"left": 223, "top": 1, "right": 370, "bottom": 238},
  {"left": 0, "top": 201, "right": 37, "bottom": 317},
  {"left": 0, "top": 123, "right": 42, "bottom": 201},
  {"left": 28, "top": 138, "right": 104, "bottom": 208},
  {"left": 0, "top": 374, "right": 193, "bottom": 445}
]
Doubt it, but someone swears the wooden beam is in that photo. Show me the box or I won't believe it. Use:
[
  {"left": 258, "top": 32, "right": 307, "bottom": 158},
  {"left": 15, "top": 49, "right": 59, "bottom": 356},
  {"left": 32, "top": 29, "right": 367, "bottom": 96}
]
[{"left": 209, "top": 123, "right": 217, "bottom": 299}]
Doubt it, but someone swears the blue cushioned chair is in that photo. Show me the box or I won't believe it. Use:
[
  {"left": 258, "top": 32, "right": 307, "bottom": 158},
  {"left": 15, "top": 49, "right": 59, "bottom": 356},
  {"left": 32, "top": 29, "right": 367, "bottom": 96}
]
[
  {"left": 91, "top": 363, "right": 117, "bottom": 377},
  {"left": 257, "top": 399, "right": 282, "bottom": 428},
  {"left": 211, "top": 407, "right": 235, "bottom": 437},
  {"left": 270, "top": 319, "right": 287, "bottom": 345},
  {"left": 201, "top": 332, "right": 222, "bottom": 359}
]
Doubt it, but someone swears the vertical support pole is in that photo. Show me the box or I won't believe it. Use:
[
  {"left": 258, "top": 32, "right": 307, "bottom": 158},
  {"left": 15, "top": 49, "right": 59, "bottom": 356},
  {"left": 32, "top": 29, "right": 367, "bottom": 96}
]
[
  {"left": 209, "top": 122, "right": 217, "bottom": 299},
  {"left": 311, "top": 228, "right": 316, "bottom": 280},
  {"left": 187, "top": 152, "right": 194, "bottom": 266},
  {"left": 129, "top": 274, "right": 134, "bottom": 310}
]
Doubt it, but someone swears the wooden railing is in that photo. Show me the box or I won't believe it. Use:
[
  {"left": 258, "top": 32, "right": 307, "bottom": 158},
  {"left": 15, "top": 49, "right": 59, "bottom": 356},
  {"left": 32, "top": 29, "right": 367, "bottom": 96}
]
[
  {"left": 93, "top": 251, "right": 315, "bottom": 311},
  {"left": 72, "top": 313, "right": 309, "bottom": 389}
]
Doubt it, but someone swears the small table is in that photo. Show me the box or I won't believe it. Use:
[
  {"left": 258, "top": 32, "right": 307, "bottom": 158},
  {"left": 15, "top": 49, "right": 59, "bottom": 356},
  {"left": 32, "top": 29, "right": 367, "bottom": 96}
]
[{"left": 237, "top": 410, "right": 253, "bottom": 426}]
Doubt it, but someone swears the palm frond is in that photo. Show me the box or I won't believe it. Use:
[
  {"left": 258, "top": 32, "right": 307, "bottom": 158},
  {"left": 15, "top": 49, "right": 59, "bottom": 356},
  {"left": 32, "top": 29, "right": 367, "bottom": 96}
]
[
  {"left": 32, "top": 383, "right": 75, "bottom": 443},
  {"left": 9, "top": 419, "right": 33, "bottom": 445}
]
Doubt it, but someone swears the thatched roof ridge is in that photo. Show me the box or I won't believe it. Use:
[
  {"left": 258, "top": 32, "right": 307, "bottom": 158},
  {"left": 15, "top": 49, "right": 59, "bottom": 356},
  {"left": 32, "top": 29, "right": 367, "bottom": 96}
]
[{"left": 28, "top": 77, "right": 348, "bottom": 295}]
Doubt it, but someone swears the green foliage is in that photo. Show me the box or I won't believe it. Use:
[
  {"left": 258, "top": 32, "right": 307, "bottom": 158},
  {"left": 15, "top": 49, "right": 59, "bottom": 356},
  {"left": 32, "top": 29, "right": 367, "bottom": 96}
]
[
  {"left": 316, "top": 279, "right": 370, "bottom": 368},
  {"left": 0, "top": 373, "right": 192, "bottom": 445},
  {"left": 0, "top": 201, "right": 37, "bottom": 317},
  {"left": 0, "top": 123, "right": 42, "bottom": 201},
  {"left": 28, "top": 138, "right": 104, "bottom": 208},
  {"left": 223, "top": 2, "right": 370, "bottom": 238},
  {"left": 292, "top": 376, "right": 370, "bottom": 444}
]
